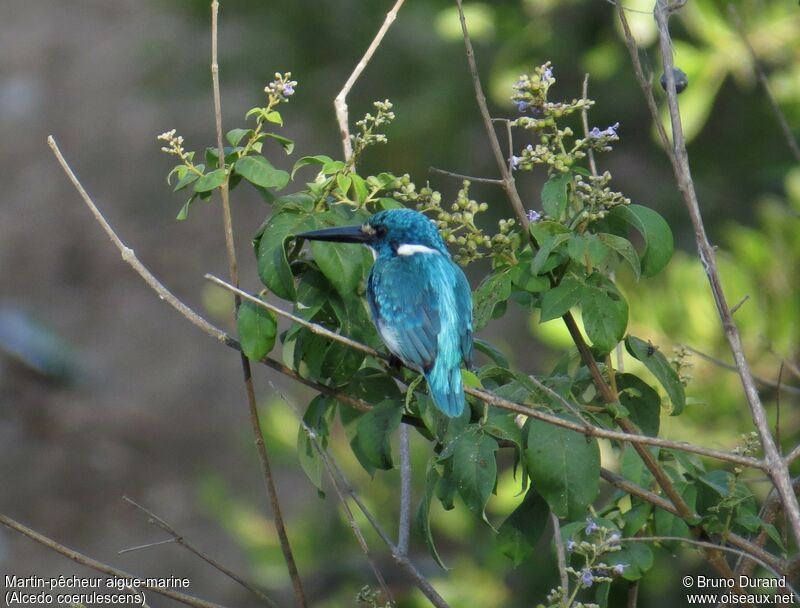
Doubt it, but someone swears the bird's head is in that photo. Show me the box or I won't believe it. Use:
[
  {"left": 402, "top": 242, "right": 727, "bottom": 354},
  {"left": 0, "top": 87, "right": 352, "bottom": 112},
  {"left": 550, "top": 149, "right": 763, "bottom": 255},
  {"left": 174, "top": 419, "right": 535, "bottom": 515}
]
[{"left": 296, "top": 208, "right": 448, "bottom": 258}]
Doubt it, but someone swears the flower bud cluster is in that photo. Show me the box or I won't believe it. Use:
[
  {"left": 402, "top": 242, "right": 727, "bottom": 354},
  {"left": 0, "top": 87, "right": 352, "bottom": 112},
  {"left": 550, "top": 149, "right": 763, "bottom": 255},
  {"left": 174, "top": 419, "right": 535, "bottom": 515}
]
[
  {"left": 351, "top": 100, "right": 395, "bottom": 159},
  {"left": 394, "top": 178, "right": 518, "bottom": 265},
  {"left": 265, "top": 72, "right": 298, "bottom": 103},
  {"left": 670, "top": 344, "right": 694, "bottom": 387}
]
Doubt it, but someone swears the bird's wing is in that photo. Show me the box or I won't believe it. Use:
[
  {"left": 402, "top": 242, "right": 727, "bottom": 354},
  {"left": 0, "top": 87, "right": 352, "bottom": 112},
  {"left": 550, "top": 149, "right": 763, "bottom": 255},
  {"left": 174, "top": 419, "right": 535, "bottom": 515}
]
[
  {"left": 453, "top": 265, "right": 474, "bottom": 368},
  {"left": 367, "top": 255, "right": 442, "bottom": 371}
]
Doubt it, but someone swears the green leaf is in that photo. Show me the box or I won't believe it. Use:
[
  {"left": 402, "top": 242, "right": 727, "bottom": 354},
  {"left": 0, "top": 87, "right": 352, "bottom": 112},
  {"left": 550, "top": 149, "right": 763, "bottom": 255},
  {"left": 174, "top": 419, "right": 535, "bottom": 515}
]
[
  {"left": 483, "top": 411, "right": 523, "bottom": 454},
  {"left": 355, "top": 400, "right": 403, "bottom": 471},
  {"left": 623, "top": 502, "right": 652, "bottom": 537},
  {"left": 451, "top": 428, "right": 498, "bottom": 522},
  {"left": 254, "top": 211, "right": 318, "bottom": 300},
  {"left": 606, "top": 542, "right": 653, "bottom": 581},
  {"left": 292, "top": 155, "right": 334, "bottom": 179},
  {"left": 226, "top": 128, "right": 250, "bottom": 147},
  {"left": 173, "top": 171, "right": 200, "bottom": 192},
  {"left": 236, "top": 299, "right": 277, "bottom": 361},
  {"left": 526, "top": 414, "right": 600, "bottom": 519},
  {"left": 530, "top": 233, "right": 569, "bottom": 275},
  {"left": 580, "top": 273, "right": 628, "bottom": 353},
  {"left": 265, "top": 110, "right": 283, "bottom": 125},
  {"left": 597, "top": 233, "right": 641, "bottom": 280},
  {"left": 296, "top": 396, "right": 331, "bottom": 495},
  {"left": 336, "top": 173, "right": 352, "bottom": 197},
  {"left": 193, "top": 168, "right": 227, "bottom": 192},
  {"left": 265, "top": 132, "right": 294, "bottom": 154},
  {"left": 610, "top": 204, "right": 673, "bottom": 277},
  {"left": 416, "top": 460, "right": 448, "bottom": 569},
  {"left": 176, "top": 196, "right": 196, "bottom": 221},
  {"left": 616, "top": 373, "right": 661, "bottom": 436},
  {"left": 234, "top": 156, "right": 290, "bottom": 190},
  {"left": 498, "top": 488, "right": 549, "bottom": 566},
  {"left": 473, "top": 338, "right": 509, "bottom": 368},
  {"left": 625, "top": 336, "right": 686, "bottom": 415},
  {"left": 540, "top": 275, "right": 583, "bottom": 322},
  {"left": 351, "top": 174, "right": 368, "bottom": 205},
  {"left": 541, "top": 173, "right": 571, "bottom": 220},
  {"left": 473, "top": 271, "right": 512, "bottom": 330},
  {"left": 311, "top": 240, "right": 363, "bottom": 297},
  {"left": 294, "top": 270, "right": 330, "bottom": 320}
]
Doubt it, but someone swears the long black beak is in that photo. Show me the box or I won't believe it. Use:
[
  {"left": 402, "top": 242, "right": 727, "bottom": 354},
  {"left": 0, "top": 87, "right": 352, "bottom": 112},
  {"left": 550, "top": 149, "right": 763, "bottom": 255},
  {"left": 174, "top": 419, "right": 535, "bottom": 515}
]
[{"left": 295, "top": 224, "right": 373, "bottom": 244}]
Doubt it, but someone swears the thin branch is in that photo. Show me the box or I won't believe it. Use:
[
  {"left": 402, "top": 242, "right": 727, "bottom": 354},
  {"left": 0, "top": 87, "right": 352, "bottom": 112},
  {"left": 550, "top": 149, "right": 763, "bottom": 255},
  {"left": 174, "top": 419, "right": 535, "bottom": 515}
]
[
  {"left": 580, "top": 74, "right": 598, "bottom": 177},
  {"left": 622, "top": 536, "right": 798, "bottom": 599},
  {"left": 397, "top": 424, "right": 412, "bottom": 556},
  {"left": 335, "top": 0, "right": 406, "bottom": 162},
  {"left": 210, "top": 4, "right": 306, "bottom": 604},
  {"left": 0, "top": 513, "right": 228, "bottom": 608},
  {"left": 652, "top": 0, "right": 800, "bottom": 548},
  {"left": 279, "top": 387, "right": 447, "bottom": 608},
  {"left": 428, "top": 167, "right": 504, "bottom": 185},
  {"left": 627, "top": 581, "right": 639, "bottom": 608},
  {"left": 122, "top": 497, "right": 279, "bottom": 608},
  {"left": 684, "top": 345, "right": 800, "bottom": 397},
  {"left": 454, "top": 0, "right": 529, "bottom": 231},
  {"left": 550, "top": 513, "right": 569, "bottom": 592},
  {"left": 599, "top": 469, "right": 788, "bottom": 575},
  {"left": 728, "top": 6, "right": 800, "bottom": 164},
  {"left": 118, "top": 538, "right": 177, "bottom": 554},
  {"left": 205, "top": 275, "right": 765, "bottom": 470}
]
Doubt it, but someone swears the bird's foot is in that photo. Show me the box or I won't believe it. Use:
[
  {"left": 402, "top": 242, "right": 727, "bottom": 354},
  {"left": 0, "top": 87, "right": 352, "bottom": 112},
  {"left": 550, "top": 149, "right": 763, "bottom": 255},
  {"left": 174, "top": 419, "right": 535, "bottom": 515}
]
[{"left": 387, "top": 353, "right": 404, "bottom": 369}]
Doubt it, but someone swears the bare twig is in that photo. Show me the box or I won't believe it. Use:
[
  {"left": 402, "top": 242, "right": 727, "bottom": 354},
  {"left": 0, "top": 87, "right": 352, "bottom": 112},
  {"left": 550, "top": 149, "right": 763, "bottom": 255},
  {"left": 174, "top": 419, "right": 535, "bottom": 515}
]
[
  {"left": 684, "top": 345, "right": 800, "bottom": 397},
  {"left": 651, "top": 0, "right": 800, "bottom": 548},
  {"left": 210, "top": 4, "right": 306, "bottom": 604},
  {"left": 122, "top": 497, "right": 279, "bottom": 608},
  {"left": 627, "top": 581, "right": 639, "bottom": 608},
  {"left": 580, "top": 74, "right": 597, "bottom": 177},
  {"left": 454, "top": 0, "right": 529, "bottom": 231},
  {"left": 599, "top": 469, "right": 788, "bottom": 575},
  {"left": 335, "top": 0, "right": 406, "bottom": 162},
  {"left": 0, "top": 513, "right": 228, "bottom": 608},
  {"left": 205, "top": 274, "right": 764, "bottom": 470},
  {"left": 118, "top": 538, "right": 177, "bottom": 554},
  {"left": 728, "top": 6, "right": 800, "bottom": 163},
  {"left": 279, "top": 387, "right": 447, "bottom": 608},
  {"left": 622, "top": 536, "right": 798, "bottom": 599},
  {"left": 428, "top": 167, "right": 504, "bottom": 185},
  {"left": 550, "top": 513, "right": 569, "bottom": 592},
  {"left": 398, "top": 423, "right": 412, "bottom": 556}
]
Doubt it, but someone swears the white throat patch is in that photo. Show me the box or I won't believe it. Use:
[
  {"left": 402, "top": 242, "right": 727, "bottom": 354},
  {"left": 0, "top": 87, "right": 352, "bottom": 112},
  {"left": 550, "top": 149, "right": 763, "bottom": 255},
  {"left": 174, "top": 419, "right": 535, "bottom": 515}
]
[{"left": 397, "top": 244, "right": 440, "bottom": 256}]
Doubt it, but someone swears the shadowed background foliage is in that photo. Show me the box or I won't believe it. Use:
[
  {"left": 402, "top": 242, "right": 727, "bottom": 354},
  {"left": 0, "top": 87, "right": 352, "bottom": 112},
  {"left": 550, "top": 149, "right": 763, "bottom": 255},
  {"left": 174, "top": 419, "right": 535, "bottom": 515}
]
[{"left": 1, "top": 0, "right": 799, "bottom": 606}]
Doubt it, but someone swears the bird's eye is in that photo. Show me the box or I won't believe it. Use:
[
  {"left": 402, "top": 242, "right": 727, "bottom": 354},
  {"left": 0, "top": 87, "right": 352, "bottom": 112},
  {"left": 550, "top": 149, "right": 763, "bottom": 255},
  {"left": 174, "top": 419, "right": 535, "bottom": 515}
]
[{"left": 375, "top": 225, "right": 387, "bottom": 237}]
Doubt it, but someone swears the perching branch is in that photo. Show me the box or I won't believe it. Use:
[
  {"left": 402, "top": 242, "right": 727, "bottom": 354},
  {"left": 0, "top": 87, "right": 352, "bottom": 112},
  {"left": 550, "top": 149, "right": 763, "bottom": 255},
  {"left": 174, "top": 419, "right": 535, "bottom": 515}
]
[
  {"left": 121, "top": 497, "right": 279, "bottom": 608},
  {"left": 205, "top": 274, "right": 764, "bottom": 470},
  {"left": 651, "top": 0, "right": 800, "bottom": 550},
  {"left": 550, "top": 513, "right": 569, "bottom": 592},
  {"left": 335, "top": 0, "right": 406, "bottom": 162},
  {"left": 397, "top": 424, "right": 412, "bottom": 557},
  {"left": 0, "top": 513, "right": 228, "bottom": 608},
  {"left": 210, "top": 4, "right": 307, "bottom": 604}
]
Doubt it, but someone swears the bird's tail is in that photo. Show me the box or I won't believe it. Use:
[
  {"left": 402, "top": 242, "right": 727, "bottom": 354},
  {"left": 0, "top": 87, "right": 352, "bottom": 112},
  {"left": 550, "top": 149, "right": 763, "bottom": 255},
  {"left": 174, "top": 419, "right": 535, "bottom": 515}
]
[{"left": 425, "top": 364, "right": 465, "bottom": 418}]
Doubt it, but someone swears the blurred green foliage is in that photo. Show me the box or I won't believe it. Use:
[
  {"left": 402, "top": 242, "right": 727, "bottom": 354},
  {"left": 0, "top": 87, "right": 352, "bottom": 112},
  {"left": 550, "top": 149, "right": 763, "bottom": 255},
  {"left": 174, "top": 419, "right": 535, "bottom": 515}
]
[{"left": 146, "top": 0, "right": 800, "bottom": 605}]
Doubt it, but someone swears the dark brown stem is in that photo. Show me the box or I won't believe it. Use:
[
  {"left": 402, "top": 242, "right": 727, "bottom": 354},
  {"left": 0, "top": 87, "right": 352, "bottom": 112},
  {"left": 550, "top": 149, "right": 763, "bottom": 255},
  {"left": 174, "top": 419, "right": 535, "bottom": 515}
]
[{"left": 210, "top": 4, "right": 306, "bottom": 604}]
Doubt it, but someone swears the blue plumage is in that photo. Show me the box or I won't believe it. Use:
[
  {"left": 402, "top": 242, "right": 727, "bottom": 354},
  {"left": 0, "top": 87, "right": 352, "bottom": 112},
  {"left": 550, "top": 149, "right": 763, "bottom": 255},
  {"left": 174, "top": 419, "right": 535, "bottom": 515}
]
[{"left": 297, "top": 209, "right": 473, "bottom": 417}]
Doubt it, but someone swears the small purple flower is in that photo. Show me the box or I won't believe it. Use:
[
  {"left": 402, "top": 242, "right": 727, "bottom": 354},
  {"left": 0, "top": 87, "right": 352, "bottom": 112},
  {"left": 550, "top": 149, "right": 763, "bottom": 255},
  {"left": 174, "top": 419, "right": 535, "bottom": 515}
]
[
  {"left": 585, "top": 518, "right": 598, "bottom": 535},
  {"left": 283, "top": 83, "right": 295, "bottom": 96},
  {"left": 527, "top": 209, "right": 542, "bottom": 223},
  {"left": 580, "top": 569, "right": 594, "bottom": 587},
  {"left": 566, "top": 540, "right": 576, "bottom": 553},
  {"left": 543, "top": 67, "right": 554, "bottom": 81},
  {"left": 609, "top": 531, "right": 621, "bottom": 544},
  {"left": 515, "top": 100, "right": 530, "bottom": 112},
  {"left": 510, "top": 155, "right": 521, "bottom": 170},
  {"left": 588, "top": 122, "right": 620, "bottom": 140},
  {"left": 612, "top": 563, "right": 627, "bottom": 576}
]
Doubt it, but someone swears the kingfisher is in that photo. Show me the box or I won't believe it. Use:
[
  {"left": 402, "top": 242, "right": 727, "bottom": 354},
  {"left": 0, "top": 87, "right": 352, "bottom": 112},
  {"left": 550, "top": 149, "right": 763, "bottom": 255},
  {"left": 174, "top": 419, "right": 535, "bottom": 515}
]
[{"left": 296, "top": 208, "right": 473, "bottom": 417}]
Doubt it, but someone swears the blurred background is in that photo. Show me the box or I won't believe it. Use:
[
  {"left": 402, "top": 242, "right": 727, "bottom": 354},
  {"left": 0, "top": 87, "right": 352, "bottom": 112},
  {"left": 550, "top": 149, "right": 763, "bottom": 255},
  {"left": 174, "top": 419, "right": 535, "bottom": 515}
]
[{"left": 1, "top": 0, "right": 799, "bottom": 606}]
